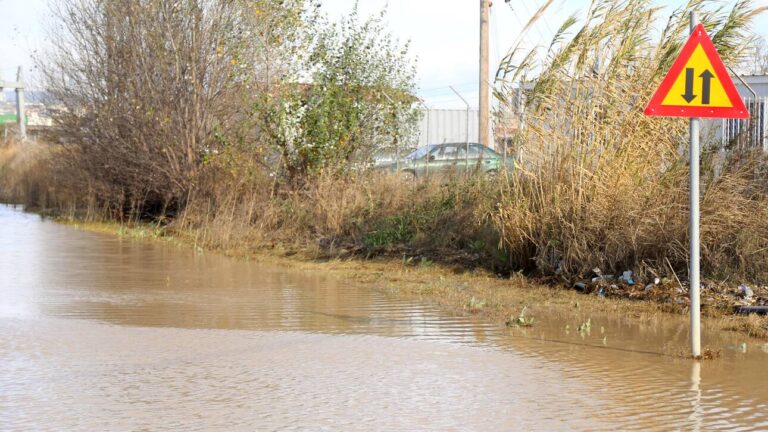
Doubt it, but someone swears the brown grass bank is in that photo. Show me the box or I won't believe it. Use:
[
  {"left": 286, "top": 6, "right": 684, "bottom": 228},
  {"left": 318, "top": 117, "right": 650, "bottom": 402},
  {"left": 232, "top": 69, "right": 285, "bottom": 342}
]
[{"left": 47, "top": 217, "right": 768, "bottom": 342}]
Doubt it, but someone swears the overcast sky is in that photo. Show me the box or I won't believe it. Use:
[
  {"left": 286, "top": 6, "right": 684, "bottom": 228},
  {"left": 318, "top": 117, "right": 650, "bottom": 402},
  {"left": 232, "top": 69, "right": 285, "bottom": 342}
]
[{"left": 2, "top": 0, "right": 767, "bottom": 108}]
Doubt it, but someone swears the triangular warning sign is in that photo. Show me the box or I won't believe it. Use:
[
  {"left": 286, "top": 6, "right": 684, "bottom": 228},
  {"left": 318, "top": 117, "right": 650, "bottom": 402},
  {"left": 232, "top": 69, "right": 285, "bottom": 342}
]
[{"left": 644, "top": 23, "right": 748, "bottom": 119}]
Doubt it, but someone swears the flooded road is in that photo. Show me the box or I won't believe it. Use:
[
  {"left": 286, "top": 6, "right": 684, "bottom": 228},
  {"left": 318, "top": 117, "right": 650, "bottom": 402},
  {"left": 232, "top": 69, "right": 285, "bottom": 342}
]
[{"left": 2, "top": 204, "right": 768, "bottom": 431}]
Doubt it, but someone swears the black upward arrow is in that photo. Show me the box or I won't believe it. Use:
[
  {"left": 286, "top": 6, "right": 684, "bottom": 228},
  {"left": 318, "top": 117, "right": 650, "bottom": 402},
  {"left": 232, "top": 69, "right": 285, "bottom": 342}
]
[
  {"left": 700, "top": 70, "right": 713, "bottom": 105},
  {"left": 682, "top": 68, "right": 696, "bottom": 103}
]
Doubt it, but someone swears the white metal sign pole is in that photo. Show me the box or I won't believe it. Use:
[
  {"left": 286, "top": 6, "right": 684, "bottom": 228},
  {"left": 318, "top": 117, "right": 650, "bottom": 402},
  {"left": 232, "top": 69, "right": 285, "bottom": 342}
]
[{"left": 689, "top": 11, "right": 702, "bottom": 358}]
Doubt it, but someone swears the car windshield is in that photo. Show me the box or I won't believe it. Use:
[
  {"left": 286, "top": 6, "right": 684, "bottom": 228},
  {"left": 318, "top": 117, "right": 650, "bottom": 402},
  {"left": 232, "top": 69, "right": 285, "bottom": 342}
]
[{"left": 405, "top": 145, "right": 438, "bottom": 160}]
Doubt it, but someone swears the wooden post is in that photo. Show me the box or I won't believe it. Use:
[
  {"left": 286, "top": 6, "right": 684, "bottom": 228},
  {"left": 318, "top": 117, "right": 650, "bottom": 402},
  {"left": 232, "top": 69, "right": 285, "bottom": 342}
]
[{"left": 479, "top": 0, "right": 490, "bottom": 148}]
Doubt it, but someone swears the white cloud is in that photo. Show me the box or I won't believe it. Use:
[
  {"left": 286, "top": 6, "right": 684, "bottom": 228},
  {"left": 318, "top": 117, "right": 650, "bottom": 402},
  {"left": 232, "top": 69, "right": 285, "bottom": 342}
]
[{"left": 0, "top": 0, "right": 47, "bottom": 83}]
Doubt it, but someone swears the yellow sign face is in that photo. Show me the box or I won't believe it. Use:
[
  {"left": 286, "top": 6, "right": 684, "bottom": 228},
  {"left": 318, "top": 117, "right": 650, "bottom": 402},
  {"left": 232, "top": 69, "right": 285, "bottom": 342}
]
[
  {"left": 660, "top": 45, "right": 732, "bottom": 108},
  {"left": 644, "top": 23, "right": 748, "bottom": 119}
]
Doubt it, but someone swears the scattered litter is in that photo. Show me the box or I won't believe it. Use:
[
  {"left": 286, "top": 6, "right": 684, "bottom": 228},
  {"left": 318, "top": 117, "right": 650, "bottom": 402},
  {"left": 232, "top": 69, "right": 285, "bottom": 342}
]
[
  {"left": 620, "top": 270, "right": 634, "bottom": 286},
  {"left": 555, "top": 260, "right": 565, "bottom": 275},
  {"left": 568, "top": 268, "right": 766, "bottom": 313},
  {"left": 735, "top": 306, "right": 768, "bottom": 315},
  {"left": 739, "top": 284, "right": 754, "bottom": 300},
  {"left": 592, "top": 274, "right": 614, "bottom": 283}
]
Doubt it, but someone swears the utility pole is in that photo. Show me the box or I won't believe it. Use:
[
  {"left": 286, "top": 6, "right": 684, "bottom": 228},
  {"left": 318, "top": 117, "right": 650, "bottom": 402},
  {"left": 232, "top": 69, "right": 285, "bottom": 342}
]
[
  {"left": 479, "top": 0, "right": 490, "bottom": 148},
  {"left": 16, "top": 67, "right": 26, "bottom": 141},
  {"left": 0, "top": 66, "right": 26, "bottom": 141}
]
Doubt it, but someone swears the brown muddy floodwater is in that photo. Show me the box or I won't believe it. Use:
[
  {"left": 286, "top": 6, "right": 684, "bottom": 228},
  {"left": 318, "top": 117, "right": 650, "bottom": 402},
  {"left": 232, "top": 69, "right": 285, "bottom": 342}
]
[{"left": 1, "top": 204, "right": 768, "bottom": 431}]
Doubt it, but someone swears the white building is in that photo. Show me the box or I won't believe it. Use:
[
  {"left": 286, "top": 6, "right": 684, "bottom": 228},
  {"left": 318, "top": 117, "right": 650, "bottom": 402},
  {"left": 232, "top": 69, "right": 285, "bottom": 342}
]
[{"left": 416, "top": 108, "right": 481, "bottom": 147}]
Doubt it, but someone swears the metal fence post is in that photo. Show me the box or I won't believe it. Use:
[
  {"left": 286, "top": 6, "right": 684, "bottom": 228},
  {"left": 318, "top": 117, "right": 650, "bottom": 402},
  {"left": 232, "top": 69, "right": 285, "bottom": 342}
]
[
  {"left": 417, "top": 99, "right": 431, "bottom": 176},
  {"left": 449, "top": 86, "right": 471, "bottom": 172}
]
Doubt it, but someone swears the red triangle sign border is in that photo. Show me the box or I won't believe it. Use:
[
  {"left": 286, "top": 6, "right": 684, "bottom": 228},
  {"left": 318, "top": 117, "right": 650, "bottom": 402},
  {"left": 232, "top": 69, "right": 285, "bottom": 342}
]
[{"left": 644, "top": 23, "right": 749, "bottom": 119}]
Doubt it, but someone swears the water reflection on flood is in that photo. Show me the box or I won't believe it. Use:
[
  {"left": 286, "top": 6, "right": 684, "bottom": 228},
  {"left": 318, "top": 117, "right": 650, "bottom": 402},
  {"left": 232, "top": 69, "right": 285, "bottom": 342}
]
[{"left": 1, "top": 204, "right": 768, "bottom": 431}]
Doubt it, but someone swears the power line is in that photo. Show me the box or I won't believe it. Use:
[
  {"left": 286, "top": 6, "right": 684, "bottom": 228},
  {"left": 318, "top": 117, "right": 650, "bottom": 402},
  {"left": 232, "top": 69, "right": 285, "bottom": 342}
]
[
  {"left": 420, "top": 84, "right": 475, "bottom": 94},
  {"left": 500, "top": 0, "right": 540, "bottom": 73},
  {"left": 491, "top": 5, "right": 501, "bottom": 66},
  {"left": 424, "top": 95, "right": 472, "bottom": 103},
  {"left": 518, "top": 0, "right": 557, "bottom": 40},
  {"left": 418, "top": 82, "right": 477, "bottom": 94},
  {"left": 512, "top": 1, "right": 548, "bottom": 43}
]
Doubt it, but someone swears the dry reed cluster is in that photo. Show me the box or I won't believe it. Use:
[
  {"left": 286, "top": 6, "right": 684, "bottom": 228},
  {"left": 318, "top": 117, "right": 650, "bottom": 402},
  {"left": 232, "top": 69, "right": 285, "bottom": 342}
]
[{"left": 492, "top": 0, "right": 768, "bottom": 282}]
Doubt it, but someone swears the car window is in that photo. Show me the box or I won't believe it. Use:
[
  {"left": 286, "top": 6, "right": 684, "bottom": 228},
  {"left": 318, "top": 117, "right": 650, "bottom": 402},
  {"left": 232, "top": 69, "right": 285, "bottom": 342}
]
[
  {"left": 436, "top": 145, "right": 457, "bottom": 160},
  {"left": 467, "top": 145, "right": 483, "bottom": 159},
  {"left": 455, "top": 145, "right": 467, "bottom": 159},
  {"left": 406, "top": 145, "right": 437, "bottom": 160}
]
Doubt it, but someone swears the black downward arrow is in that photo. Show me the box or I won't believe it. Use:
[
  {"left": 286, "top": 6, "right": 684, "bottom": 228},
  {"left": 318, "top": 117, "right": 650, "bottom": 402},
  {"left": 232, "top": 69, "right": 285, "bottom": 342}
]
[
  {"left": 682, "top": 68, "right": 696, "bottom": 103},
  {"left": 700, "top": 70, "right": 713, "bottom": 105}
]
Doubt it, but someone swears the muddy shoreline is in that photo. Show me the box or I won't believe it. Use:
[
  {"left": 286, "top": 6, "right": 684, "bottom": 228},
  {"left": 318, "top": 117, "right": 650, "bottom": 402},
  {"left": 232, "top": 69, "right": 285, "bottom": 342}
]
[{"left": 54, "top": 216, "right": 768, "bottom": 343}]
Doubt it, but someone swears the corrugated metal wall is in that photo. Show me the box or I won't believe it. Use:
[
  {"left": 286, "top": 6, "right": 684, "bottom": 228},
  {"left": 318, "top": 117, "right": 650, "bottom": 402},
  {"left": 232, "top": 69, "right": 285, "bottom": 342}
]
[
  {"left": 702, "top": 76, "right": 768, "bottom": 151},
  {"left": 718, "top": 96, "right": 768, "bottom": 151},
  {"left": 416, "top": 109, "right": 484, "bottom": 147}
]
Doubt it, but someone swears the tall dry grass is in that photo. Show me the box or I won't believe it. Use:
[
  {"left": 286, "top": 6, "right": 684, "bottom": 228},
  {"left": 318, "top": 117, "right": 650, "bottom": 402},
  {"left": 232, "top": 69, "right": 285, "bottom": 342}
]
[
  {"left": 0, "top": 140, "right": 113, "bottom": 219},
  {"left": 0, "top": 140, "right": 58, "bottom": 209},
  {"left": 177, "top": 157, "right": 506, "bottom": 268},
  {"left": 493, "top": 0, "right": 768, "bottom": 281}
]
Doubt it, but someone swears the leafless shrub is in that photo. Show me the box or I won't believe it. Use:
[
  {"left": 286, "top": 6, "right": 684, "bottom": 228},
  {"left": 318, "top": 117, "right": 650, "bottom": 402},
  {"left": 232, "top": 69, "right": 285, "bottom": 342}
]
[{"left": 41, "top": 0, "right": 268, "bottom": 219}]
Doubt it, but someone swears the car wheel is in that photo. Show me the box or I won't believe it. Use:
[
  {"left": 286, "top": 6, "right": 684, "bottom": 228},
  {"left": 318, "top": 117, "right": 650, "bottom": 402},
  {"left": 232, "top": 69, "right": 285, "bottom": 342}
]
[{"left": 485, "top": 169, "right": 499, "bottom": 180}]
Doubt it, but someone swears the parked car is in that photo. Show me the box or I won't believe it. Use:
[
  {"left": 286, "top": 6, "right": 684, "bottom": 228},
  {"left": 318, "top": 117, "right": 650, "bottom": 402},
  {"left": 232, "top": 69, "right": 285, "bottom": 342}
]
[{"left": 377, "top": 143, "right": 514, "bottom": 179}]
